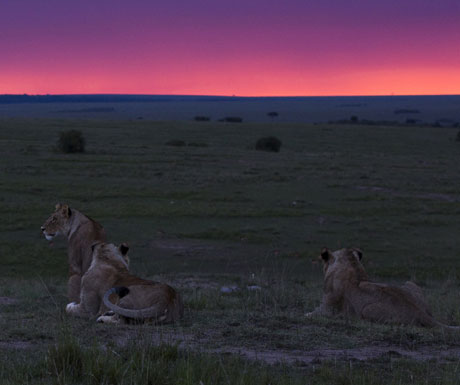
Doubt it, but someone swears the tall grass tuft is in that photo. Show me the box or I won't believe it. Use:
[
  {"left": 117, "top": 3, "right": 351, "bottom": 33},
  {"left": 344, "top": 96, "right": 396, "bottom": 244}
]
[
  {"left": 46, "top": 330, "right": 84, "bottom": 382},
  {"left": 38, "top": 328, "right": 298, "bottom": 385}
]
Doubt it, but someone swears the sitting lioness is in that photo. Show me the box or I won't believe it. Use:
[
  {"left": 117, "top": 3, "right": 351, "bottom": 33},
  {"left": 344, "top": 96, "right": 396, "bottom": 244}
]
[
  {"left": 41, "top": 203, "right": 106, "bottom": 303},
  {"left": 66, "top": 242, "right": 184, "bottom": 324},
  {"left": 307, "top": 247, "right": 458, "bottom": 329}
]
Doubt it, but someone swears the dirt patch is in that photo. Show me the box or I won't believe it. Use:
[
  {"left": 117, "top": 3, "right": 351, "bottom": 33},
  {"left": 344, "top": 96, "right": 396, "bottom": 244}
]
[
  {"left": 172, "top": 277, "right": 220, "bottom": 290},
  {"left": 112, "top": 327, "right": 460, "bottom": 365},
  {"left": 0, "top": 297, "right": 18, "bottom": 305},
  {"left": 149, "top": 238, "right": 270, "bottom": 259},
  {"left": 0, "top": 341, "right": 33, "bottom": 349},
  {"left": 148, "top": 237, "right": 276, "bottom": 276},
  {"left": 356, "top": 186, "right": 460, "bottom": 203},
  {"left": 150, "top": 239, "right": 217, "bottom": 256},
  {"left": 112, "top": 327, "right": 195, "bottom": 350},
  {"left": 205, "top": 345, "right": 460, "bottom": 365}
]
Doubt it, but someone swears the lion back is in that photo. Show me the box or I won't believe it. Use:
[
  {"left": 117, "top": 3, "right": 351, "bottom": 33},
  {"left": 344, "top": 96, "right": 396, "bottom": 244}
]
[{"left": 68, "top": 212, "right": 107, "bottom": 277}]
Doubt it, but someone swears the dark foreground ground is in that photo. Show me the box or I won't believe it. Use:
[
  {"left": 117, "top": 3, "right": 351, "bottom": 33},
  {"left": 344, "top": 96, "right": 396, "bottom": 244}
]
[{"left": 1, "top": 118, "right": 460, "bottom": 384}]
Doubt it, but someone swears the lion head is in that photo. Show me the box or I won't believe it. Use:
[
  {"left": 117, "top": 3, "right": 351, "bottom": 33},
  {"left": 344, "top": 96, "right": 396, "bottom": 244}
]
[
  {"left": 91, "top": 242, "right": 130, "bottom": 270},
  {"left": 41, "top": 203, "right": 72, "bottom": 241},
  {"left": 319, "top": 247, "right": 368, "bottom": 291}
]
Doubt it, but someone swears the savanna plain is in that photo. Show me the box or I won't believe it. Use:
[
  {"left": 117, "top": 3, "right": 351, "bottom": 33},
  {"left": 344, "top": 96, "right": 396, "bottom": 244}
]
[{"left": 1, "top": 117, "right": 460, "bottom": 384}]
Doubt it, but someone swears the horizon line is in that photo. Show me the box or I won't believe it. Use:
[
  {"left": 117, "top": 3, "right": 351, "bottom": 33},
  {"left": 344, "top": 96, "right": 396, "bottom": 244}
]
[{"left": 2, "top": 93, "right": 460, "bottom": 98}]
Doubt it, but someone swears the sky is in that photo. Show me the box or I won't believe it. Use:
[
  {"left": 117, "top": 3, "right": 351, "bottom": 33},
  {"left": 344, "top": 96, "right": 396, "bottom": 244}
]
[{"left": 1, "top": 0, "right": 459, "bottom": 96}]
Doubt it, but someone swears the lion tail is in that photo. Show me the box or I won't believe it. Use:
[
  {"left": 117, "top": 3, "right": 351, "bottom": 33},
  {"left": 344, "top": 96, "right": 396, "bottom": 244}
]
[
  {"left": 102, "top": 287, "right": 167, "bottom": 321},
  {"left": 436, "top": 322, "right": 460, "bottom": 331}
]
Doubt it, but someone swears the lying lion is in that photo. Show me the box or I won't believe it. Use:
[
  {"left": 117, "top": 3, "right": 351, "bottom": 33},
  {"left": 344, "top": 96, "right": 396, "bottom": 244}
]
[
  {"left": 307, "top": 247, "right": 458, "bottom": 329},
  {"left": 41, "top": 203, "right": 106, "bottom": 303},
  {"left": 66, "top": 242, "right": 184, "bottom": 324}
]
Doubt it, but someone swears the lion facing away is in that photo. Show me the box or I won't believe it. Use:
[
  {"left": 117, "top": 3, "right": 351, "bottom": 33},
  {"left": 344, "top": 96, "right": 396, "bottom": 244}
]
[
  {"left": 66, "top": 242, "right": 184, "bottom": 324},
  {"left": 307, "top": 248, "right": 458, "bottom": 329},
  {"left": 41, "top": 203, "right": 106, "bottom": 303}
]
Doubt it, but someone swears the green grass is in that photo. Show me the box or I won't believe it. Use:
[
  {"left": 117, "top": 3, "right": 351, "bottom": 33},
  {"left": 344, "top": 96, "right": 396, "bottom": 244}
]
[
  {"left": 1, "top": 118, "right": 460, "bottom": 383},
  {"left": 2, "top": 326, "right": 460, "bottom": 384}
]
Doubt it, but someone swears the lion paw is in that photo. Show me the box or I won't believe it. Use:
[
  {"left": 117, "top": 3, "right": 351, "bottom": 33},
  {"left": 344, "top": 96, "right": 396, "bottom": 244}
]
[
  {"left": 97, "top": 313, "right": 119, "bottom": 324},
  {"left": 102, "top": 311, "right": 115, "bottom": 316},
  {"left": 66, "top": 302, "right": 78, "bottom": 313}
]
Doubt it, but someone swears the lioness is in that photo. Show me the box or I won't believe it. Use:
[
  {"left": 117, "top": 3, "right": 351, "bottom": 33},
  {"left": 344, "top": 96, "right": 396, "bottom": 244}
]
[
  {"left": 41, "top": 203, "right": 106, "bottom": 303},
  {"left": 66, "top": 242, "right": 184, "bottom": 324},
  {"left": 307, "top": 247, "right": 458, "bottom": 329}
]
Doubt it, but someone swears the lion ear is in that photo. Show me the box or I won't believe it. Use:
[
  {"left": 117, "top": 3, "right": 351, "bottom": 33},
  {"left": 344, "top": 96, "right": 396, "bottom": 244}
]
[
  {"left": 119, "top": 243, "right": 129, "bottom": 256},
  {"left": 60, "top": 204, "right": 71, "bottom": 218},
  {"left": 91, "top": 241, "right": 102, "bottom": 252},
  {"left": 320, "top": 248, "right": 331, "bottom": 262},
  {"left": 353, "top": 248, "right": 363, "bottom": 260},
  {"left": 55, "top": 203, "right": 62, "bottom": 210}
]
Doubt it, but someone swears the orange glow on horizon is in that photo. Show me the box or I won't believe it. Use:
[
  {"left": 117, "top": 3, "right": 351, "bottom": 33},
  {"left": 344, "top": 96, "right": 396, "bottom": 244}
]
[{"left": 1, "top": 65, "right": 459, "bottom": 97}]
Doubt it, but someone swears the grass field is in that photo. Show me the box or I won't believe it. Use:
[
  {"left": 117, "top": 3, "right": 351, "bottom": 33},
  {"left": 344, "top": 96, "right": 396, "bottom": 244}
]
[
  {"left": 1, "top": 118, "right": 460, "bottom": 384},
  {"left": 1, "top": 95, "right": 460, "bottom": 124}
]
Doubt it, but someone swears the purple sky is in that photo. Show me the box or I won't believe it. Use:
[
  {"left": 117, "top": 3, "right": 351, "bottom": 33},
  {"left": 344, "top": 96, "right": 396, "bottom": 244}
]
[{"left": 1, "top": 0, "right": 459, "bottom": 95}]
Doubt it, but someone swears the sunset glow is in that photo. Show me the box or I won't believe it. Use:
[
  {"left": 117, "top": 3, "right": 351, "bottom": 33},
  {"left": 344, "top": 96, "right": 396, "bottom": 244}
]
[{"left": 1, "top": 0, "right": 459, "bottom": 96}]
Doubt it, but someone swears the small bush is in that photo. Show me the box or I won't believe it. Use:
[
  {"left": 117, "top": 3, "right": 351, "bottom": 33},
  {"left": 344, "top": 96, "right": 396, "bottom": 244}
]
[
  {"left": 255, "top": 136, "right": 282, "bottom": 152},
  {"left": 165, "top": 139, "right": 186, "bottom": 147},
  {"left": 188, "top": 142, "right": 208, "bottom": 147},
  {"left": 194, "top": 116, "right": 210, "bottom": 121},
  {"left": 456, "top": 131, "right": 460, "bottom": 142},
  {"left": 223, "top": 117, "right": 243, "bottom": 123},
  {"left": 58, "top": 130, "right": 86, "bottom": 153},
  {"left": 267, "top": 111, "right": 279, "bottom": 117},
  {"left": 394, "top": 109, "right": 420, "bottom": 114}
]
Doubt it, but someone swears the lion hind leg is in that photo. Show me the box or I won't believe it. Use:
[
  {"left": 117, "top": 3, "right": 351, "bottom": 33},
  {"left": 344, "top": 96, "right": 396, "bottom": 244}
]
[
  {"left": 306, "top": 292, "right": 343, "bottom": 318},
  {"left": 66, "top": 302, "right": 90, "bottom": 318},
  {"left": 305, "top": 303, "right": 335, "bottom": 318},
  {"left": 67, "top": 289, "right": 102, "bottom": 318},
  {"left": 402, "top": 281, "right": 432, "bottom": 316},
  {"left": 361, "top": 301, "right": 433, "bottom": 326},
  {"left": 361, "top": 302, "right": 388, "bottom": 322}
]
